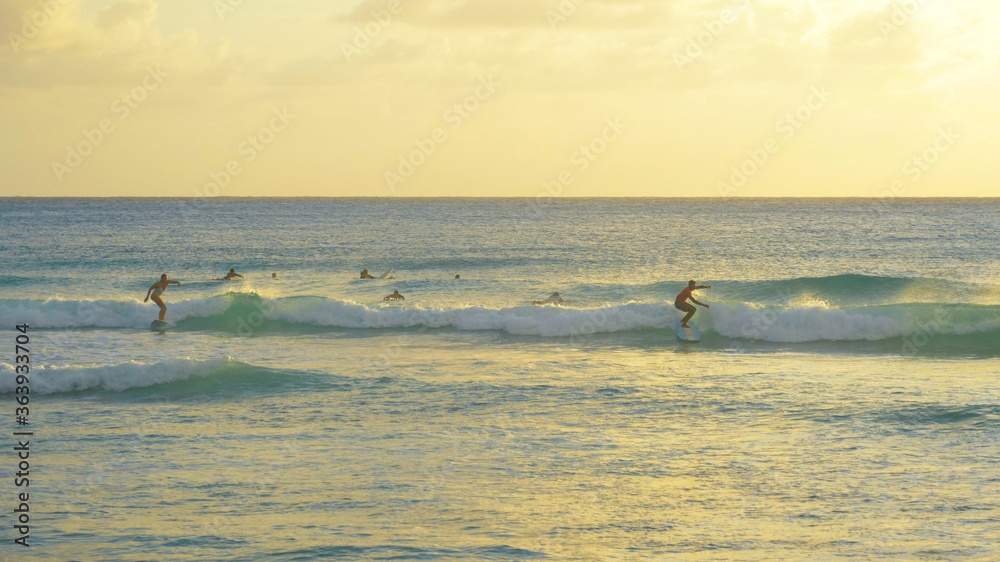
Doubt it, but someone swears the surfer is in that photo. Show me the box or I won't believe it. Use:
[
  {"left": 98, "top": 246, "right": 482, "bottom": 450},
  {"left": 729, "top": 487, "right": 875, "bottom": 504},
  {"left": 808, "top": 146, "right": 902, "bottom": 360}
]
[
  {"left": 361, "top": 269, "right": 376, "bottom": 279},
  {"left": 533, "top": 292, "right": 563, "bottom": 305},
  {"left": 215, "top": 268, "right": 244, "bottom": 281},
  {"left": 454, "top": 274, "right": 461, "bottom": 280},
  {"left": 675, "top": 280, "right": 711, "bottom": 328},
  {"left": 144, "top": 274, "right": 182, "bottom": 321},
  {"left": 383, "top": 290, "right": 405, "bottom": 301}
]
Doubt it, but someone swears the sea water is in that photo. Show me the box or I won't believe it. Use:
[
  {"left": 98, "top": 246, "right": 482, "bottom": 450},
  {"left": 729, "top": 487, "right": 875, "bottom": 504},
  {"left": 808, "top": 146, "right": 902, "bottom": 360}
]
[{"left": 0, "top": 198, "right": 998, "bottom": 560}]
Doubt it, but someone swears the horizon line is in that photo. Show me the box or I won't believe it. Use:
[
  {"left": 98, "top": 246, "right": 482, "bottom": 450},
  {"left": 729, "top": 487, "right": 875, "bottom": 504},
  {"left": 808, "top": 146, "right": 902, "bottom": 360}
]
[{"left": 2, "top": 196, "right": 999, "bottom": 200}]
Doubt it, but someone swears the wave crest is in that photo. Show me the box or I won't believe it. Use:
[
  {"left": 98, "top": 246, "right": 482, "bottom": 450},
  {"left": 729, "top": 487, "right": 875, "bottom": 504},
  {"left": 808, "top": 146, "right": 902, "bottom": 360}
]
[
  {"left": 0, "top": 358, "right": 249, "bottom": 394},
  {"left": 2, "top": 293, "right": 998, "bottom": 343}
]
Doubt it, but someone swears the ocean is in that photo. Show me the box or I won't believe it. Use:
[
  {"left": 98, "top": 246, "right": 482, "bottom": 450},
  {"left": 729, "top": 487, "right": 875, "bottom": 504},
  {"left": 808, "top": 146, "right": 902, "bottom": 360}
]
[{"left": 1, "top": 198, "right": 998, "bottom": 560}]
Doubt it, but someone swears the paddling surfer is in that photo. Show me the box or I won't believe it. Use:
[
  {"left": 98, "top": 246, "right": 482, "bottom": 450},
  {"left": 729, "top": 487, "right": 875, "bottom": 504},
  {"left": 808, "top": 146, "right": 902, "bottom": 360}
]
[
  {"left": 145, "top": 274, "right": 182, "bottom": 321},
  {"left": 532, "top": 292, "right": 563, "bottom": 305},
  {"left": 214, "top": 268, "right": 244, "bottom": 281},
  {"left": 675, "top": 280, "right": 711, "bottom": 328}
]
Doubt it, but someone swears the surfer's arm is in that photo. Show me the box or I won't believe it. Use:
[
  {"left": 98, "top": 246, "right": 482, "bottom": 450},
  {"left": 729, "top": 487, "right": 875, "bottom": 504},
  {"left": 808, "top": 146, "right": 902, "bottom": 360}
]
[
  {"left": 691, "top": 298, "right": 709, "bottom": 308},
  {"left": 169, "top": 280, "right": 182, "bottom": 287},
  {"left": 696, "top": 285, "right": 711, "bottom": 290},
  {"left": 144, "top": 285, "right": 153, "bottom": 302},
  {"left": 234, "top": 274, "right": 244, "bottom": 279}
]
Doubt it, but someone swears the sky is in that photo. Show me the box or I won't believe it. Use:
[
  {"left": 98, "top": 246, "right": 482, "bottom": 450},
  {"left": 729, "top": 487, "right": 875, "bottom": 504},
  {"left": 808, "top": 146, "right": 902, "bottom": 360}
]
[{"left": 0, "top": 0, "right": 997, "bottom": 197}]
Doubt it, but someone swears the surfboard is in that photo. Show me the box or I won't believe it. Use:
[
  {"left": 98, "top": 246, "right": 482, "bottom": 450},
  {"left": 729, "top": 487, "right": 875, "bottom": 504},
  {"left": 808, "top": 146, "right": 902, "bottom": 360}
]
[
  {"left": 150, "top": 320, "right": 171, "bottom": 332},
  {"left": 378, "top": 268, "right": 394, "bottom": 280},
  {"left": 675, "top": 320, "right": 701, "bottom": 342}
]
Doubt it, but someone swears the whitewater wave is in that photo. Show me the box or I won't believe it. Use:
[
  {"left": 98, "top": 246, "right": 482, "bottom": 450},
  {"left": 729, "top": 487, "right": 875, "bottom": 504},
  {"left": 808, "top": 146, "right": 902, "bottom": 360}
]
[
  {"left": 267, "top": 297, "right": 669, "bottom": 336},
  {"left": 712, "top": 304, "right": 902, "bottom": 342},
  {"left": 0, "top": 358, "right": 262, "bottom": 394},
  {"left": 3, "top": 292, "right": 999, "bottom": 343},
  {"left": 632, "top": 274, "right": 1000, "bottom": 307},
  {"left": 0, "top": 296, "right": 230, "bottom": 329}
]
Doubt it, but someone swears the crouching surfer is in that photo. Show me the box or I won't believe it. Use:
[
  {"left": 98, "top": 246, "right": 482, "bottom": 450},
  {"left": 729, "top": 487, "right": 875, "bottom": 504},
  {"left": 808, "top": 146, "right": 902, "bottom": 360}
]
[
  {"left": 675, "top": 280, "right": 710, "bottom": 328},
  {"left": 145, "top": 274, "right": 182, "bottom": 321}
]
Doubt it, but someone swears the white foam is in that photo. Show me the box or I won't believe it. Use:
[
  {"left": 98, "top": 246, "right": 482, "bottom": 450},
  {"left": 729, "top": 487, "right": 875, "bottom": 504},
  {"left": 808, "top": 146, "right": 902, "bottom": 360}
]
[
  {"left": 2, "top": 295, "right": 997, "bottom": 343},
  {"left": 0, "top": 296, "right": 229, "bottom": 328},
  {"left": 268, "top": 298, "right": 998, "bottom": 342},
  {"left": 0, "top": 358, "right": 240, "bottom": 394},
  {"left": 268, "top": 298, "right": 671, "bottom": 337},
  {"left": 707, "top": 304, "right": 910, "bottom": 342}
]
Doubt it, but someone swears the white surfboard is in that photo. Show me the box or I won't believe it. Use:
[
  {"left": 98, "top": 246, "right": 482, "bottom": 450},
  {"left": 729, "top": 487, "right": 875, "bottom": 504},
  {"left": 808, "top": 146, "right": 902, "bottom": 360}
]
[
  {"left": 378, "top": 268, "right": 394, "bottom": 280},
  {"left": 675, "top": 319, "right": 701, "bottom": 342},
  {"left": 150, "top": 320, "right": 171, "bottom": 332}
]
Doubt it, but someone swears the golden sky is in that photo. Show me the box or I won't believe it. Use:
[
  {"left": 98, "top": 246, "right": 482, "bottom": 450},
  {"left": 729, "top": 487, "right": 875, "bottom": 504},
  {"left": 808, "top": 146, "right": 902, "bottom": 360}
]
[{"left": 1, "top": 0, "right": 997, "bottom": 197}]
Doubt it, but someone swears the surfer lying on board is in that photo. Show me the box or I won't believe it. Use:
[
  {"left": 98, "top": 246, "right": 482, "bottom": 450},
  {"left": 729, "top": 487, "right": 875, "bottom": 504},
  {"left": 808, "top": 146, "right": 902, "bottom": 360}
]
[
  {"left": 675, "top": 280, "right": 711, "bottom": 328},
  {"left": 533, "top": 292, "right": 563, "bottom": 305},
  {"left": 144, "top": 274, "right": 182, "bottom": 321},
  {"left": 383, "top": 290, "right": 405, "bottom": 301},
  {"left": 214, "top": 268, "right": 244, "bottom": 281},
  {"left": 361, "top": 269, "right": 376, "bottom": 279}
]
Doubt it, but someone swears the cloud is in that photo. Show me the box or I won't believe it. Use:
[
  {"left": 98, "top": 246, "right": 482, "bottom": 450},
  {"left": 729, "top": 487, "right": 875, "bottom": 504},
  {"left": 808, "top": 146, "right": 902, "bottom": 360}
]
[
  {"left": 0, "top": 0, "right": 47, "bottom": 35},
  {"left": 826, "top": 5, "right": 925, "bottom": 66},
  {"left": 98, "top": 0, "right": 157, "bottom": 30},
  {"left": 335, "top": 0, "right": 677, "bottom": 29},
  {"left": 2, "top": 0, "right": 85, "bottom": 53},
  {"left": 0, "top": 0, "right": 240, "bottom": 88}
]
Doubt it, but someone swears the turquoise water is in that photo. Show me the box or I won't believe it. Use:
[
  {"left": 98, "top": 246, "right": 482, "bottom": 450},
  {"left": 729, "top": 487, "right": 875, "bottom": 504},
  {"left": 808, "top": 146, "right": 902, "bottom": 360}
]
[{"left": 1, "top": 198, "right": 999, "bottom": 560}]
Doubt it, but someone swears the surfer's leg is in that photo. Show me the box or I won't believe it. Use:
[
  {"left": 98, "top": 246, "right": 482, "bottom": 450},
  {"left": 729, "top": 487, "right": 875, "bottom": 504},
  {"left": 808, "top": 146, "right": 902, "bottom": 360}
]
[
  {"left": 681, "top": 310, "right": 695, "bottom": 327},
  {"left": 151, "top": 294, "right": 166, "bottom": 321},
  {"left": 680, "top": 303, "right": 696, "bottom": 327}
]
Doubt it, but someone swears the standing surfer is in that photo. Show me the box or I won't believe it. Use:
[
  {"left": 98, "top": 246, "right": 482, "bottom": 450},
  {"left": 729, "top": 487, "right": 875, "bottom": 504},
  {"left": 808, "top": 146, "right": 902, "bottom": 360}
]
[
  {"left": 675, "top": 280, "right": 710, "bottom": 328},
  {"left": 145, "top": 274, "right": 182, "bottom": 321}
]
